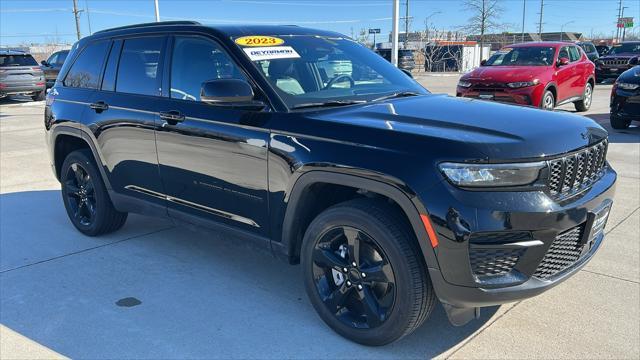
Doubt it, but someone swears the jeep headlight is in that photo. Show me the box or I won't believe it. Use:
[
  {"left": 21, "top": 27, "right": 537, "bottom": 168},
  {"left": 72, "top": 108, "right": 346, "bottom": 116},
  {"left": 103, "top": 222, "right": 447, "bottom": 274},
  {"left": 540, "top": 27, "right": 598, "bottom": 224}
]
[
  {"left": 616, "top": 82, "right": 639, "bottom": 90},
  {"left": 439, "top": 162, "right": 546, "bottom": 187},
  {"left": 458, "top": 80, "right": 472, "bottom": 88},
  {"left": 506, "top": 79, "right": 540, "bottom": 88}
]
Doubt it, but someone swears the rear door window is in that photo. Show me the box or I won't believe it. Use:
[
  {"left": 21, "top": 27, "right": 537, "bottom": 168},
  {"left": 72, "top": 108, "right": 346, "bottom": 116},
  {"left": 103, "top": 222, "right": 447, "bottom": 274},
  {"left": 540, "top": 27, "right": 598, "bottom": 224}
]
[
  {"left": 63, "top": 41, "right": 110, "bottom": 89},
  {"left": 569, "top": 46, "right": 581, "bottom": 62},
  {"left": 0, "top": 54, "right": 38, "bottom": 66},
  {"left": 115, "top": 36, "right": 165, "bottom": 96}
]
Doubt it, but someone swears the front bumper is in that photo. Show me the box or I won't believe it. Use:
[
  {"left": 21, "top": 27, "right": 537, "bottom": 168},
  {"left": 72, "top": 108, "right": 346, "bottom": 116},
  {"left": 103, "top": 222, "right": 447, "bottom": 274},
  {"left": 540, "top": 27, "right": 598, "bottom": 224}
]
[
  {"left": 425, "top": 166, "right": 617, "bottom": 309},
  {"left": 456, "top": 83, "right": 544, "bottom": 107},
  {"left": 610, "top": 89, "right": 640, "bottom": 122}
]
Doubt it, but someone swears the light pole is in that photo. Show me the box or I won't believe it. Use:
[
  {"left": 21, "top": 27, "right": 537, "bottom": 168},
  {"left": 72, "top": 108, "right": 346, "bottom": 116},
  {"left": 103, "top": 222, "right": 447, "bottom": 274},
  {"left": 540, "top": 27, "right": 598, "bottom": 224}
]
[
  {"left": 391, "top": 0, "right": 400, "bottom": 67},
  {"left": 154, "top": 0, "right": 160, "bottom": 22},
  {"left": 521, "top": 0, "right": 526, "bottom": 42},
  {"left": 621, "top": 6, "right": 629, "bottom": 41},
  {"left": 560, "top": 20, "right": 574, "bottom": 41}
]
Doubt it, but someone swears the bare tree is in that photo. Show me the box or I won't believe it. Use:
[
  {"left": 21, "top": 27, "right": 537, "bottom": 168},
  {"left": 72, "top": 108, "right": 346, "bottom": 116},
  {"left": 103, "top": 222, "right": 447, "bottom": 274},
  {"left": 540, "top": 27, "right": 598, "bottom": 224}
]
[{"left": 463, "top": 0, "right": 503, "bottom": 52}]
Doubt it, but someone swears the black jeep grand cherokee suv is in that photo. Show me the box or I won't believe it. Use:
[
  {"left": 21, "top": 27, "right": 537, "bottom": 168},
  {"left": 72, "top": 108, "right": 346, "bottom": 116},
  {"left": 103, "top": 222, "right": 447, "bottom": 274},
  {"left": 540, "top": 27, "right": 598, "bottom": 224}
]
[{"left": 45, "top": 22, "right": 616, "bottom": 346}]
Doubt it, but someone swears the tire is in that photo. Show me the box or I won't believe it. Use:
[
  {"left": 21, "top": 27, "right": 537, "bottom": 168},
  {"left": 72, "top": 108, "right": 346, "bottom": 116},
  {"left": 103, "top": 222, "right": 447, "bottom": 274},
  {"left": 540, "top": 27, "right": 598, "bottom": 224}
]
[
  {"left": 60, "top": 149, "right": 127, "bottom": 236},
  {"left": 610, "top": 115, "right": 631, "bottom": 130},
  {"left": 301, "top": 198, "right": 436, "bottom": 346},
  {"left": 31, "top": 89, "right": 45, "bottom": 101},
  {"left": 540, "top": 90, "right": 555, "bottom": 110},
  {"left": 574, "top": 83, "right": 593, "bottom": 112}
]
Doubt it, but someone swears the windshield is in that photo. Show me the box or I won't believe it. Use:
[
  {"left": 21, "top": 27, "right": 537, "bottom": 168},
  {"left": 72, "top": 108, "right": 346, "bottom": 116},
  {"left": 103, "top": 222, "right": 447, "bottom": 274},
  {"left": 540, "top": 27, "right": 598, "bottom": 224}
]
[
  {"left": 234, "top": 35, "right": 427, "bottom": 108},
  {"left": 0, "top": 54, "right": 38, "bottom": 66},
  {"left": 484, "top": 46, "right": 556, "bottom": 66},
  {"left": 609, "top": 43, "right": 640, "bottom": 55}
]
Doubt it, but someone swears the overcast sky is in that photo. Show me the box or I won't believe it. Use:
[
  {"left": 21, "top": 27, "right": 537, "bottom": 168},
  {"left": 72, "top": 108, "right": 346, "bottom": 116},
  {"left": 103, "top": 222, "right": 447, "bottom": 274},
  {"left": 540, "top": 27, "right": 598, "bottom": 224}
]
[{"left": 1, "top": 0, "right": 639, "bottom": 45}]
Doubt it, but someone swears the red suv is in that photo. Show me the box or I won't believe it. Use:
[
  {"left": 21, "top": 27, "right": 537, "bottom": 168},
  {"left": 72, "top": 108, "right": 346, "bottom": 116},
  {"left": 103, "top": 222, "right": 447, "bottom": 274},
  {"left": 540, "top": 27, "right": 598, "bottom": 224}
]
[{"left": 457, "top": 42, "right": 595, "bottom": 111}]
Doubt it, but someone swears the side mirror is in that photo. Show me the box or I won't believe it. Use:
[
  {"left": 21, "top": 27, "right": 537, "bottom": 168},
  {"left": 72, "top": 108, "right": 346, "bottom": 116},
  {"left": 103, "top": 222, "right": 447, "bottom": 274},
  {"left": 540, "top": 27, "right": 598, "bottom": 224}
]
[
  {"left": 557, "top": 57, "right": 570, "bottom": 66},
  {"left": 401, "top": 68, "right": 413, "bottom": 78},
  {"left": 40, "top": 60, "right": 50, "bottom": 67},
  {"left": 480, "top": 59, "right": 487, "bottom": 66},
  {"left": 200, "top": 79, "right": 264, "bottom": 109},
  {"left": 629, "top": 57, "right": 639, "bottom": 66}
]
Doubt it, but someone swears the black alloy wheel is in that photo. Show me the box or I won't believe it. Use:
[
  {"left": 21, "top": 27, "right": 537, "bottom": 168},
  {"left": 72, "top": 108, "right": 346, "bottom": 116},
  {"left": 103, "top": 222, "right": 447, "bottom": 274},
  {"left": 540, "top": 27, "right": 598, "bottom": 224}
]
[
  {"left": 64, "top": 162, "right": 96, "bottom": 226},
  {"left": 302, "top": 198, "right": 436, "bottom": 346},
  {"left": 311, "top": 225, "right": 396, "bottom": 329},
  {"left": 61, "top": 149, "right": 127, "bottom": 236}
]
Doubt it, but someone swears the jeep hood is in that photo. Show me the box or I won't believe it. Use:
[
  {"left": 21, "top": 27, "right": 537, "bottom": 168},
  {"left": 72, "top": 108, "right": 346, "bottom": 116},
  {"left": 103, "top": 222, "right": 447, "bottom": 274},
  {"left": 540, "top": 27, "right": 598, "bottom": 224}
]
[{"left": 312, "top": 95, "right": 607, "bottom": 161}]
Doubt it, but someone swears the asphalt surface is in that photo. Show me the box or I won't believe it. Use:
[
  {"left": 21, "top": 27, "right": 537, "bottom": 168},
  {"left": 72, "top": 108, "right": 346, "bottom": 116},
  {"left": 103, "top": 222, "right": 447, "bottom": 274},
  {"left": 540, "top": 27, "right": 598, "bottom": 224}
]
[{"left": 0, "top": 76, "right": 638, "bottom": 359}]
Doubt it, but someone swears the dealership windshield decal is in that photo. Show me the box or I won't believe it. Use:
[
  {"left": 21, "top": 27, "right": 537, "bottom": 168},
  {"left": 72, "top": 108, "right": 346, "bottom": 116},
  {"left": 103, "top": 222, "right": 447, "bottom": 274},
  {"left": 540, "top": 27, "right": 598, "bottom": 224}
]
[
  {"left": 235, "top": 36, "right": 285, "bottom": 47},
  {"left": 243, "top": 46, "right": 301, "bottom": 61}
]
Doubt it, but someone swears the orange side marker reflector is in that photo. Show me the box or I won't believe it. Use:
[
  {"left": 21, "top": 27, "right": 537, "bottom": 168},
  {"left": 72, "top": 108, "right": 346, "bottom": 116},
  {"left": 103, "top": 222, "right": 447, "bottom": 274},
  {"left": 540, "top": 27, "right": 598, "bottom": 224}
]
[{"left": 420, "top": 214, "right": 439, "bottom": 248}]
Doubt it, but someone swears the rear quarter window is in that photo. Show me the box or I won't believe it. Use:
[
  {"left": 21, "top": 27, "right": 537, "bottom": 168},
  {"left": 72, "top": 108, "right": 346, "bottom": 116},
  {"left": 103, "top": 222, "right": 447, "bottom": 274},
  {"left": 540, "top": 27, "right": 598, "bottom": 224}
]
[
  {"left": 64, "top": 41, "right": 110, "bottom": 89},
  {"left": 0, "top": 54, "right": 38, "bottom": 66}
]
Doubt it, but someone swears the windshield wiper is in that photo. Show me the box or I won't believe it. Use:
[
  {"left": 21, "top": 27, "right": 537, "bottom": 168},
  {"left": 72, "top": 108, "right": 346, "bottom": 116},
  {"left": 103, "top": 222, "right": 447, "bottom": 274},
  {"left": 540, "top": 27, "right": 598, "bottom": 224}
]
[
  {"left": 290, "top": 99, "right": 366, "bottom": 110},
  {"left": 371, "top": 91, "right": 421, "bottom": 102}
]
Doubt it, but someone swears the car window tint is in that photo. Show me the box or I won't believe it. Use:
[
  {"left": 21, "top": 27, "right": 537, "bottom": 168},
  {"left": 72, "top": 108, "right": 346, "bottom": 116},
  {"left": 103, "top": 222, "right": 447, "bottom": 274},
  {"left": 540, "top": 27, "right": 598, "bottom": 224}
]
[
  {"left": 64, "top": 41, "right": 110, "bottom": 89},
  {"left": 116, "top": 37, "right": 164, "bottom": 96},
  {"left": 170, "top": 36, "right": 247, "bottom": 101},
  {"left": 102, "top": 40, "right": 123, "bottom": 92},
  {"left": 569, "top": 47, "right": 581, "bottom": 62},
  {"left": 57, "top": 51, "right": 69, "bottom": 65},
  {"left": 0, "top": 54, "right": 38, "bottom": 66},
  {"left": 558, "top": 47, "right": 569, "bottom": 60},
  {"left": 47, "top": 53, "right": 59, "bottom": 65}
]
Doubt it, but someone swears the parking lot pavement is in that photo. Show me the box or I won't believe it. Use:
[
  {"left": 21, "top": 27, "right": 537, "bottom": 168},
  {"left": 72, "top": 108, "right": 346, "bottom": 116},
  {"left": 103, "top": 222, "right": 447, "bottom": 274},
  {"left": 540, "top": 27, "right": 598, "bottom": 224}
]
[{"left": 1, "top": 76, "right": 638, "bottom": 359}]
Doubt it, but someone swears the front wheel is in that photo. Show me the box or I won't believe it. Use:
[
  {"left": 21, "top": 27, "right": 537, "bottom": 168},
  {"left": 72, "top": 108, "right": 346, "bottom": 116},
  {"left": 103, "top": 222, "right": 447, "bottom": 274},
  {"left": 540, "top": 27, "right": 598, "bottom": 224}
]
[
  {"left": 610, "top": 115, "right": 631, "bottom": 130},
  {"left": 301, "top": 198, "right": 436, "bottom": 346},
  {"left": 540, "top": 90, "right": 555, "bottom": 110},
  {"left": 574, "top": 83, "right": 593, "bottom": 112},
  {"left": 61, "top": 149, "right": 128, "bottom": 236}
]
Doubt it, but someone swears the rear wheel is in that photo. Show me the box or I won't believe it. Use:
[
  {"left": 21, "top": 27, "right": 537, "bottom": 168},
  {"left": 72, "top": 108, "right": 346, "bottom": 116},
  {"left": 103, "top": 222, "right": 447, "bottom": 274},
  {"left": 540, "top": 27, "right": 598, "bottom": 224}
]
[
  {"left": 610, "top": 115, "right": 631, "bottom": 130},
  {"left": 60, "top": 149, "right": 127, "bottom": 236},
  {"left": 574, "top": 83, "right": 593, "bottom": 112},
  {"left": 301, "top": 198, "right": 436, "bottom": 346},
  {"left": 31, "top": 89, "right": 45, "bottom": 101},
  {"left": 540, "top": 90, "right": 555, "bottom": 110}
]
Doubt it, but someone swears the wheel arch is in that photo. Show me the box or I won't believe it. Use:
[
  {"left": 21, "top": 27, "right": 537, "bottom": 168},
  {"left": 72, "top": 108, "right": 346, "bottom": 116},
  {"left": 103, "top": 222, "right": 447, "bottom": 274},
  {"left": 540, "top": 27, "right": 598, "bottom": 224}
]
[
  {"left": 276, "top": 170, "right": 439, "bottom": 270},
  {"left": 51, "top": 126, "right": 113, "bottom": 191}
]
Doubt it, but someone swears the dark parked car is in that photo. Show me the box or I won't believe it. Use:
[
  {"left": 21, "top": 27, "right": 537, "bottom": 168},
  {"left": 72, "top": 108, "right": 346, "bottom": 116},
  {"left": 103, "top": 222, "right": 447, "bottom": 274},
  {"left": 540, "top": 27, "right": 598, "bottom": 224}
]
[
  {"left": 595, "top": 41, "right": 640, "bottom": 82},
  {"left": 376, "top": 48, "right": 415, "bottom": 71},
  {"left": 595, "top": 44, "right": 610, "bottom": 57},
  {"left": 577, "top": 41, "right": 599, "bottom": 62},
  {"left": 45, "top": 22, "right": 616, "bottom": 346},
  {"left": 610, "top": 65, "right": 640, "bottom": 129},
  {"left": 0, "top": 50, "right": 45, "bottom": 100},
  {"left": 40, "top": 50, "right": 69, "bottom": 88}
]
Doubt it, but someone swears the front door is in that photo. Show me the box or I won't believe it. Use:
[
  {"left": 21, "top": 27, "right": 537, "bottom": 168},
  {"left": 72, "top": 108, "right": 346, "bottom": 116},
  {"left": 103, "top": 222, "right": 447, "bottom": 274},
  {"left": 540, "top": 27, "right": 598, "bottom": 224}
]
[{"left": 155, "top": 35, "right": 271, "bottom": 236}]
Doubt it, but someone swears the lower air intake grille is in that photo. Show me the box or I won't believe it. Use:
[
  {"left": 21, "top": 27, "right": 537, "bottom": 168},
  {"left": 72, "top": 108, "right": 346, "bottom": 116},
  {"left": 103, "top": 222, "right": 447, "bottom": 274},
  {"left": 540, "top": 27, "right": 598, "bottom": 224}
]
[
  {"left": 533, "top": 225, "right": 584, "bottom": 279},
  {"left": 470, "top": 248, "right": 525, "bottom": 276}
]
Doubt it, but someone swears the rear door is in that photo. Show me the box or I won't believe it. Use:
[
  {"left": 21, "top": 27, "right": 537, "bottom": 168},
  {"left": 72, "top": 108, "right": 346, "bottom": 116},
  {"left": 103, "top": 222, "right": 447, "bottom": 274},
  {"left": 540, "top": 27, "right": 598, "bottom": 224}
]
[
  {"left": 154, "top": 34, "right": 271, "bottom": 236},
  {"left": 568, "top": 46, "right": 585, "bottom": 97},
  {"left": 84, "top": 36, "right": 168, "bottom": 214}
]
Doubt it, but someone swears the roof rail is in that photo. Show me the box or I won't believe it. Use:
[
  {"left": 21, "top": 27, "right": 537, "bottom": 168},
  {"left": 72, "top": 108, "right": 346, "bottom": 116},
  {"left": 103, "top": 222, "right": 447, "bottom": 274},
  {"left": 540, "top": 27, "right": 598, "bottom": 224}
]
[{"left": 94, "top": 21, "right": 201, "bottom": 35}]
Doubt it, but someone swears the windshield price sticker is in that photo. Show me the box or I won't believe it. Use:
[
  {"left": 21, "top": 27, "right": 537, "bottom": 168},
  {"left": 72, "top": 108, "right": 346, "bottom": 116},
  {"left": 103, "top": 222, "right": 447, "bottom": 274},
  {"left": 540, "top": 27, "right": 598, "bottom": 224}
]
[
  {"left": 243, "top": 46, "right": 301, "bottom": 61},
  {"left": 235, "top": 36, "right": 285, "bottom": 47}
]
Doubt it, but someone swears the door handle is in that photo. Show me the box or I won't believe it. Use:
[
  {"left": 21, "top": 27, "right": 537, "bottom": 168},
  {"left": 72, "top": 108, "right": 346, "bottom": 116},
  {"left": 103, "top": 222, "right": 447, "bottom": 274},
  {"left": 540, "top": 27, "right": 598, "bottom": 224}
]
[
  {"left": 159, "top": 110, "right": 185, "bottom": 125},
  {"left": 89, "top": 101, "right": 109, "bottom": 112}
]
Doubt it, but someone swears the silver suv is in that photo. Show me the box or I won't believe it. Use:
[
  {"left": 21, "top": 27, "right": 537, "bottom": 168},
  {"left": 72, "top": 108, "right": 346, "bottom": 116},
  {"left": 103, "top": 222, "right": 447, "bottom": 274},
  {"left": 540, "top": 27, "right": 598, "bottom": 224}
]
[{"left": 0, "top": 50, "right": 46, "bottom": 101}]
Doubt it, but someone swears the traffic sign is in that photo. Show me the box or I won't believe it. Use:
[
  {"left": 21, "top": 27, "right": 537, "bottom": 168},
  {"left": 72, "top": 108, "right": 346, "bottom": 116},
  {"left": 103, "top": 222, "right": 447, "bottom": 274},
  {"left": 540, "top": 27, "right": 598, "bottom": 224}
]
[{"left": 369, "top": 28, "right": 381, "bottom": 34}]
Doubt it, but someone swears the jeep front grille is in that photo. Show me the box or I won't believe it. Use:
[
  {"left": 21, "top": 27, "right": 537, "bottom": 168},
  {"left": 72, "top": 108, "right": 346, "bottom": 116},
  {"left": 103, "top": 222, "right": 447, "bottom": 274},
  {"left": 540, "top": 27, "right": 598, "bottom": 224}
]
[
  {"left": 602, "top": 59, "right": 630, "bottom": 66},
  {"left": 547, "top": 140, "right": 608, "bottom": 199},
  {"left": 533, "top": 225, "right": 585, "bottom": 279}
]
